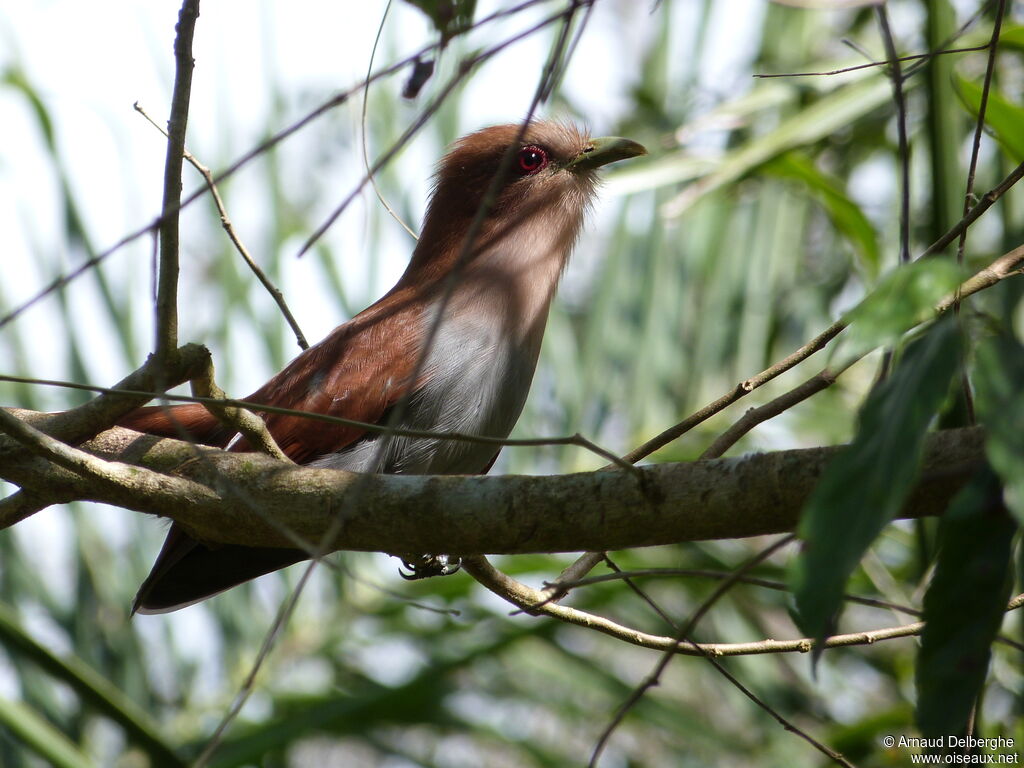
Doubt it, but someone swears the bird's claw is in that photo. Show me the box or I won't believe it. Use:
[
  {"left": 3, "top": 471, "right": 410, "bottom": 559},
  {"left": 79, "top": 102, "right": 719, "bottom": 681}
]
[{"left": 399, "top": 554, "right": 462, "bottom": 580}]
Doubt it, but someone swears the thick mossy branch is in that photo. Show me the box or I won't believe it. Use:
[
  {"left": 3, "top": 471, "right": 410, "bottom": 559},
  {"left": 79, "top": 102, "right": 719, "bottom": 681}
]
[{"left": 0, "top": 410, "right": 983, "bottom": 555}]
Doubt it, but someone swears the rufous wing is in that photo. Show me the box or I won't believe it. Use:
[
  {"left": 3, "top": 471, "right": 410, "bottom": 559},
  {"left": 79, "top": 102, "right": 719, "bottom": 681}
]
[{"left": 129, "top": 302, "right": 426, "bottom": 613}]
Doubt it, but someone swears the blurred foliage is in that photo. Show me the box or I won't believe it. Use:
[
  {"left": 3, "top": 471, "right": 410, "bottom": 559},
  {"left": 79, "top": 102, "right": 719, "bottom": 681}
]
[{"left": 1, "top": 1, "right": 1023, "bottom": 767}]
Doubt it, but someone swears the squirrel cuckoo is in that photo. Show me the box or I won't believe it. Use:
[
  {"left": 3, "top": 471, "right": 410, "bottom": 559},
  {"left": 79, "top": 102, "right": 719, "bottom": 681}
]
[{"left": 120, "top": 121, "right": 645, "bottom": 613}]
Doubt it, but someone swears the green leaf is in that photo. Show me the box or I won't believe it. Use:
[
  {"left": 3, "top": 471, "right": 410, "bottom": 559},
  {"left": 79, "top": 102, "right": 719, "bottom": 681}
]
[
  {"left": 0, "top": 696, "right": 94, "bottom": 768},
  {"left": 0, "top": 601, "right": 183, "bottom": 767},
  {"left": 974, "top": 330, "right": 1024, "bottom": 524},
  {"left": 996, "top": 25, "right": 1024, "bottom": 52},
  {"left": 953, "top": 73, "right": 1024, "bottom": 162},
  {"left": 834, "top": 259, "right": 964, "bottom": 363},
  {"left": 402, "top": 0, "right": 476, "bottom": 41},
  {"left": 915, "top": 467, "right": 1015, "bottom": 739},
  {"left": 791, "top": 317, "right": 962, "bottom": 647},
  {"left": 658, "top": 74, "right": 896, "bottom": 215},
  {"left": 762, "top": 152, "right": 880, "bottom": 276}
]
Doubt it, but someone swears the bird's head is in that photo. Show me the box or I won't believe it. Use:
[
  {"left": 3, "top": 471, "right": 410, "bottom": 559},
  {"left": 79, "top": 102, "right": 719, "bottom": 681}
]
[{"left": 409, "top": 121, "right": 646, "bottom": 281}]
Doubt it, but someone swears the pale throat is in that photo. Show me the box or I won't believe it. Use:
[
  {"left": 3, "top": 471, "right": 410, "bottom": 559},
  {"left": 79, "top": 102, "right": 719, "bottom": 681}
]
[{"left": 441, "top": 201, "right": 586, "bottom": 344}]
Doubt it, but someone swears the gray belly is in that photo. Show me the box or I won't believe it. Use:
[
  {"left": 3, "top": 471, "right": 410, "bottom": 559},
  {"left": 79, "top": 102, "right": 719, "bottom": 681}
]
[{"left": 306, "top": 315, "right": 541, "bottom": 476}]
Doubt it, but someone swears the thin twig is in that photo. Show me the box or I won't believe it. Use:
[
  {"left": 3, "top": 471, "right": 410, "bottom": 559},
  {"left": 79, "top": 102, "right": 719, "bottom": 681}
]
[
  {"left": 952, "top": 0, "right": 1006, "bottom": 423},
  {"left": 361, "top": 0, "right": 419, "bottom": 241},
  {"left": 589, "top": 535, "right": 798, "bottom": 766},
  {"left": 551, "top": 568, "right": 922, "bottom": 615},
  {"left": 700, "top": 365, "right": 845, "bottom": 460},
  {"left": 0, "top": 375, "right": 630, "bottom": 469},
  {"left": 918, "top": 159, "right": 1024, "bottom": 259},
  {"left": 876, "top": 5, "right": 910, "bottom": 266},
  {"left": 134, "top": 101, "right": 310, "bottom": 351},
  {"left": 545, "top": 566, "right": 1024, "bottom": 649},
  {"left": 698, "top": 243, "right": 1024, "bottom": 458},
  {"left": 602, "top": 555, "right": 677, "bottom": 629},
  {"left": 189, "top": 358, "right": 292, "bottom": 462},
  {"left": 753, "top": 44, "right": 989, "bottom": 78},
  {"left": 465, "top": 556, "right": 1024, "bottom": 658},
  {"left": 155, "top": 0, "right": 200, "bottom": 367}
]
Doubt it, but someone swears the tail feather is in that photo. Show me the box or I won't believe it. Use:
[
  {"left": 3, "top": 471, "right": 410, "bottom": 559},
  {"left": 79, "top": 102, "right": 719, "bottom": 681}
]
[
  {"left": 133, "top": 525, "right": 307, "bottom": 614},
  {"left": 122, "top": 404, "right": 306, "bottom": 613},
  {"left": 118, "top": 403, "right": 234, "bottom": 447}
]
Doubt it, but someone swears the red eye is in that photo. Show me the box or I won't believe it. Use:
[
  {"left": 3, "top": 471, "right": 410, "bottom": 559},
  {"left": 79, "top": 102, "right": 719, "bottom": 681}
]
[{"left": 517, "top": 145, "right": 548, "bottom": 174}]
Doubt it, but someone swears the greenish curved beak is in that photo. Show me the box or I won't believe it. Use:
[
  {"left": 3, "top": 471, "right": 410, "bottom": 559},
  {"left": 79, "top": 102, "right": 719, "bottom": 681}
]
[{"left": 567, "top": 136, "right": 647, "bottom": 171}]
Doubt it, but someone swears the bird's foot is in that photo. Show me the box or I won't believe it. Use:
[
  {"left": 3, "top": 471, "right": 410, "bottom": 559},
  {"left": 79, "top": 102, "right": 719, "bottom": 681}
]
[{"left": 399, "top": 553, "right": 462, "bottom": 580}]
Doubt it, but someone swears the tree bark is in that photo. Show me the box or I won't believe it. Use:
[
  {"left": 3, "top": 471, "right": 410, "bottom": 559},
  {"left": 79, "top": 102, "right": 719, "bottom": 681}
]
[{"left": 1, "top": 409, "right": 983, "bottom": 556}]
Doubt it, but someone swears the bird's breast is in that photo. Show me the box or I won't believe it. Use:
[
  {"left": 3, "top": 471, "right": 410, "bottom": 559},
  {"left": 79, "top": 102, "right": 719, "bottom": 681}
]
[
  {"left": 392, "top": 301, "right": 542, "bottom": 474},
  {"left": 308, "top": 296, "right": 545, "bottom": 476}
]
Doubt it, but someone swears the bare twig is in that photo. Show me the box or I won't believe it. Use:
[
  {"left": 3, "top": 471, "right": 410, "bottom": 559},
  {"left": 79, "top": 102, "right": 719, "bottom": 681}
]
[
  {"left": 956, "top": 2, "right": 1005, "bottom": 245},
  {"left": 134, "top": 101, "right": 310, "bottom": 351},
  {"left": 5, "top": 344, "right": 212, "bottom": 449},
  {"left": 876, "top": 5, "right": 910, "bottom": 265},
  {"left": 464, "top": 561, "right": 1024, "bottom": 661},
  {"left": 589, "top": 535, "right": 799, "bottom": 766},
  {"left": 619, "top": 178, "right": 1024, "bottom": 467},
  {"left": 189, "top": 359, "right": 291, "bottom": 463},
  {"left": 361, "top": 0, "right": 419, "bottom": 241},
  {"left": 700, "top": 365, "right": 845, "bottom": 460},
  {"left": 918, "top": 160, "right": 1024, "bottom": 259},
  {"left": 0, "top": 374, "right": 628, "bottom": 469},
  {"left": 753, "top": 44, "right": 990, "bottom": 78},
  {"left": 952, "top": 0, "right": 1006, "bottom": 423},
  {"left": 155, "top": 0, "right": 200, "bottom": 367}
]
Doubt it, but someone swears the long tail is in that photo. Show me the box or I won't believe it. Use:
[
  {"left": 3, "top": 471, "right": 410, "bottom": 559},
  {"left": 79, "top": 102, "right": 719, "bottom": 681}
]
[
  {"left": 133, "top": 526, "right": 307, "bottom": 614},
  {"left": 120, "top": 403, "right": 308, "bottom": 613},
  {"left": 118, "top": 403, "right": 235, "bottom": 447}
]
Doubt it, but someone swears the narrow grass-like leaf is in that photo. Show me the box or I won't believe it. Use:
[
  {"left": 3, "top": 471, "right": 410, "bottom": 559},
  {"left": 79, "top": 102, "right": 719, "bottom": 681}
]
[
  {"left": 762, "top": 152, "right": 880, "bottom": 276},
  {"left": 998, "top": 25, "right": 1024, "bottom": 50},
  {"left": 953, "top": 73, "right": 1024, "bottom": 162},
  {"left": 915, "top": 467, "right": 1015, "bottom": 739},
  {"left": 0, "top": 696, "right": 93, "bottom": 768},
  {"left": 0, "top": 602, "right": 184, "bottom": 767},
  {"left": 660, "top": 75, "right": 895, "bottom": 216},
  {"left": 791, "top": 317, "right": 962, "bottom": 647},
  {"left": 974, "top": 330, "right": 1024, "bottom": 523}
]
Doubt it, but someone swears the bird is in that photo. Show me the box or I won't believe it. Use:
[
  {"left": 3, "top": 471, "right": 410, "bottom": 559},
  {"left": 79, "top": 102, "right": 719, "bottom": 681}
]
[{"left": 119, "top": 121, "right": 646, "bottom": 613}]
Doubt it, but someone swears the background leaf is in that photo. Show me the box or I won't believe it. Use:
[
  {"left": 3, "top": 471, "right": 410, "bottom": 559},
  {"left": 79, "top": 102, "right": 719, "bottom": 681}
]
[
  {"left": 915, "top": 467, "right": 1015, "bottom": 740},
  {"left": 761, "top": 151, "right": 881, "bottom": 276},
  {"left": 974, "top": 329, "right": 1024, "bottom": 524},
  {"left": 791, "top": 318, "right": 962, "bottom": 646},
  {"left": 953, "top": 72, "right": 1024, "bottom": 162}
]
